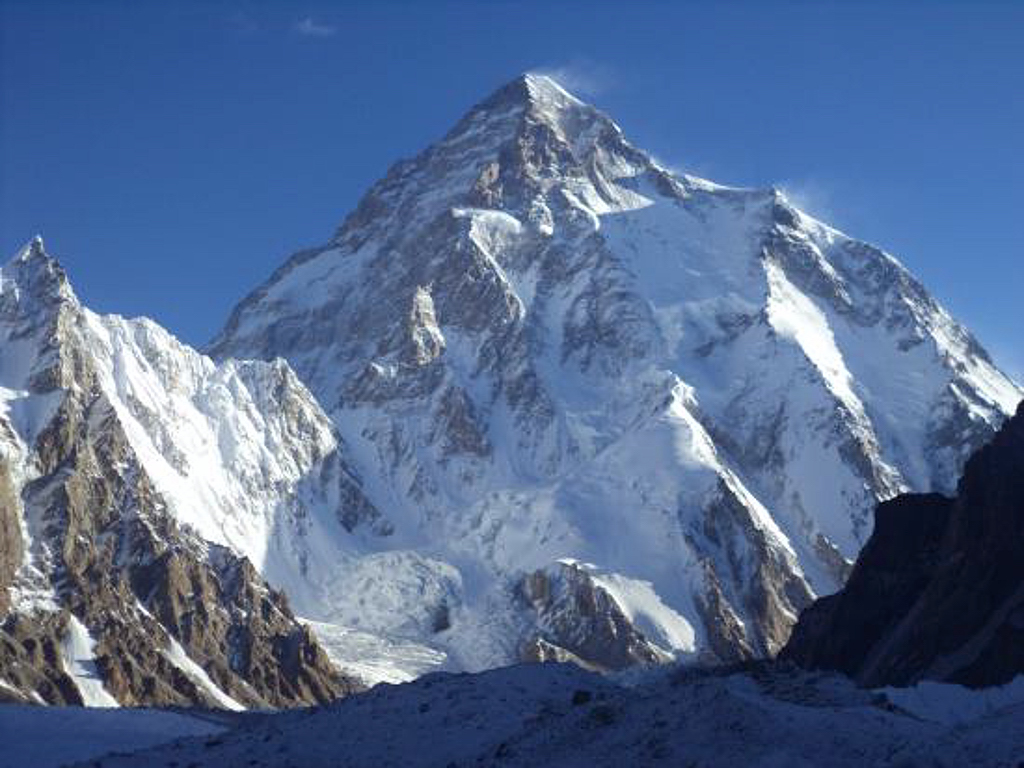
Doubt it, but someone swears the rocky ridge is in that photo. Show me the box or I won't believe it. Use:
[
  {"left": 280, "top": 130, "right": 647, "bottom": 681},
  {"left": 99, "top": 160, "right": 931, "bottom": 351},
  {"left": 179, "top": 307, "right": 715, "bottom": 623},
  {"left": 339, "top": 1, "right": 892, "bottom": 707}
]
[
  {"left": 0, "top": 239, "right": 360, "bottom": 707},
  {"left": 782, "top": 399, "right": 1024, "bottom": 687}
]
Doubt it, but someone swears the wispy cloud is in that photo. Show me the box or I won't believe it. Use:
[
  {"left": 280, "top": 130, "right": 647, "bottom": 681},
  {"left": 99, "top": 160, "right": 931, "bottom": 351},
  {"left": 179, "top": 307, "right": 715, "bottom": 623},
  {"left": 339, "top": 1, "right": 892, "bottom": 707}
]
[
  {"left": 645, "top": 151, "right": 722, "bottom": 186},
  {"left": 530, "top": 59, "right": 618, "bottom": 98},
  {"left": 987, "top": 340, "right": 1024, "bottom": 387},
  {"left": 294, "top": 16, "right": 337, "bottom": 38},
  {"left": 776, "top": 179, "right": 840, "bottom": 225}
]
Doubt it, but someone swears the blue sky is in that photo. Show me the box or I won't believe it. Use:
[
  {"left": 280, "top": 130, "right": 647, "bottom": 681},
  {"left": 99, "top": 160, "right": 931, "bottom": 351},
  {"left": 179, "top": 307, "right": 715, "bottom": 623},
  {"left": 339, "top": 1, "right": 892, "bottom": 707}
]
[{"left": 1, "top": 1, "right": 1021, "bottom": 377}]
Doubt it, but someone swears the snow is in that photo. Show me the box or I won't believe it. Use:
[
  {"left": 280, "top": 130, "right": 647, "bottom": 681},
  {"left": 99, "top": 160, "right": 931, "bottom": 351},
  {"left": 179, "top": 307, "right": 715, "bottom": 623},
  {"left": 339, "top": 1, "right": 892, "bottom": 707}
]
[
  {"left": 0, "top": 705, "right": 227, "bottom": 768},
  {"left": 301, "top": 618, "right": 447, "bottom": 685},
  {"left": 567, "top": 561, "right": 696, "bottom": 655},
  {"left": 882, "top": 674, "right": 1024, "bottom": 725},
  {"left": 764, "top": 259, "right": 860, "bottom": 410},
  {"left": 57, "top": 663, "right": 1024, "bottom": 768},
  {"left": 163, "top": 636, "right": 246, "bottom": 711},
  {"left": 4, "top": 71, "right": 1022, "bottom": 688},
  {"left": 59, "top": 615, "right": 119, "bottom": 707}
]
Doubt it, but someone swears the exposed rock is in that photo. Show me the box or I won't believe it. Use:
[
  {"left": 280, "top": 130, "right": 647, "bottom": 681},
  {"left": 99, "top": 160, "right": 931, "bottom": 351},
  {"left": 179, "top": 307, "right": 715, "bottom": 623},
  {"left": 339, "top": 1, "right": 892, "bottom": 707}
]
[
  {"left": 518, "top": 562, "right": 664, "bottom": 671},
  {"left": 0, "top": 612, "right": 82, "bottom": 705},
  {"left": 205, "top": 73, "right": 1019, "bottom": 672},
  {"left": 0, "top": 457, "right": 23, "bottom": 616},
  {"left": 690, "top": 480, "right": 815, "bottom": 658},
  {"left": 20, "top": 385, "right": 358, "bottom": 707},
  {"left": 782, "top": 401, "right": 1024, "bottom": 688},
  {"left": 0, "top": 242, "right": 362, "bottom": 707}
]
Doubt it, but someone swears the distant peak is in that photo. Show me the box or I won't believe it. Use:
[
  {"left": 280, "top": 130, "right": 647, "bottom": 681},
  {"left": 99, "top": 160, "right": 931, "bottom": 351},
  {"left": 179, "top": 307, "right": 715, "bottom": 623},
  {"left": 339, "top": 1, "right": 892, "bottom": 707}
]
[
  {"left": 2, "top": 236, "right": 78, "bottom": 306},
  {"left": 522, "top": 72, "right": 583, "bottom": 105},
  {"left": 475, "top": 72, "right": 589, "bottom": 118},
  {"left": 15, "top": 235, "right": 47, "bottom": 263}
]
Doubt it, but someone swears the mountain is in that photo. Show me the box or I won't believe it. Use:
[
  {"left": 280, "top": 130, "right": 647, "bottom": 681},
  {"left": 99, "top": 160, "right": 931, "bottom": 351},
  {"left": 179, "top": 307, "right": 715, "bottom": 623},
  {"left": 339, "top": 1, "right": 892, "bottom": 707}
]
[
  {"left": 782, "top": 400, "right": 1024, "bottom": 687},
  {"left": 207, "top": 73, "right": 1021, "bottom": 674},
  {"left": 0, "top": 238, "right": 361, "bottom": 706}
]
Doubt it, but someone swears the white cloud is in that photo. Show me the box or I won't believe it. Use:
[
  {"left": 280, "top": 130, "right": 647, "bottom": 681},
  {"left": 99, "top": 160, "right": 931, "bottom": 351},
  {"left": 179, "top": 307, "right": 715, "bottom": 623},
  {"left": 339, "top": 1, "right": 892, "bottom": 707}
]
[
  {"left": 294, "top": 16, "right": 337, "bottom": 38},
  {"left": 777, "top": 179, "right": 841, "bottom": 225},
  {"left": 530, "top": 59, "right": 617, "bottom": 98}
]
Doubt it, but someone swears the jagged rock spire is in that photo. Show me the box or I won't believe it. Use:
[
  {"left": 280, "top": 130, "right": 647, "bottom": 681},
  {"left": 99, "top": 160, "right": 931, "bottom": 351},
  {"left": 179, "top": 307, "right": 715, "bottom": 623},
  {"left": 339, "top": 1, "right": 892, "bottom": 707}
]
[{"left": 1, "top": 236, "right": 78, "bottom": 310}]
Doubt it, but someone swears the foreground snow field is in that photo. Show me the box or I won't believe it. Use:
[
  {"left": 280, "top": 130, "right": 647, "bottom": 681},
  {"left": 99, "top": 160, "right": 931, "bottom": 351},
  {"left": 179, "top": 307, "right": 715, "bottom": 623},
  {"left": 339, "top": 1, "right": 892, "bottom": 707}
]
[
  {"left": 8, "top": 663, "right": 1022, "bottom": 768},
  {"left": 0, "top": 705, "right": 231, "bottom": 768}
]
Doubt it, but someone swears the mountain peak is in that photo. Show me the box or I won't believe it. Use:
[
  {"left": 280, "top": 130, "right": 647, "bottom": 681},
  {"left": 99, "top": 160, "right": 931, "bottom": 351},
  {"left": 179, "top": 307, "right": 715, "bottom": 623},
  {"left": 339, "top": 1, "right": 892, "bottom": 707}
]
[
  {"left": 209, "top": 73, "right": 1020, "bottom": 676},
  {"left": 522, "top": 72, "right": 583, "bottom": 105},
  {"left": 7, "top": 235, "right": 52, "bottom": 271},
  {"left": 19, "top": 235, "right": 46, "bottom": 261},
  {"left": 1, "top": 236, "right": 78, "bottom": 309},
  {"left": 480, "top": 72, "right": 583, "bottom": 109},
  {"left": 465, "top": 71, "right": 596, "bottom": 138}
]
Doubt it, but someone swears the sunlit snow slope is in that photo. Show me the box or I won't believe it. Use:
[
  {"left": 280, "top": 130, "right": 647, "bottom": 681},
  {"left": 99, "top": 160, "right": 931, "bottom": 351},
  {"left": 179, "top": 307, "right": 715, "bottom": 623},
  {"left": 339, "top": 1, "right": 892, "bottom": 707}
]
[
  {"left": 210, "top": 74, "right": 1020, "bottom": 676},
  {"left": 0, "top": 240, "right": 359, "bottom": 704}
]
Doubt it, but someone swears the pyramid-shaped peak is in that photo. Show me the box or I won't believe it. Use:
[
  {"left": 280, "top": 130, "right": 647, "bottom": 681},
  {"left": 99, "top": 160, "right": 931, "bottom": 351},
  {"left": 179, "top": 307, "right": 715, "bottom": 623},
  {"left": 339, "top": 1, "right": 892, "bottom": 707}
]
[
  {"left": 1, "top": 236, "right": 78, "bottom": 306},
  {"left": 472, "top": 72, "right": 591, "bottom": 122},
  {"left": 14, "top": 235, "right": 47, "bottom": 263},
  {"left": 442, "top": 72, "right": 621, "bottom": 165},
  {"left": 522, "top": 73, "right": 584, "bottom": 105}
]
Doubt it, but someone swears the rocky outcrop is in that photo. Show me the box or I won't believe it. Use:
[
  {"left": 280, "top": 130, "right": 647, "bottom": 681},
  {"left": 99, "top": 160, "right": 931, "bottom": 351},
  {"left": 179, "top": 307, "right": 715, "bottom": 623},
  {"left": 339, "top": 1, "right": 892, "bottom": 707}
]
[
  {"left": 0, "top": 241, "right": 362, "bottom": 707},
  {"left": 518, "top": 562, "right": 664, "bottom": 671},
  {"left": 0, "top": 457, "right": 23, "bottom": 616},
  {"left": 0, "top": 613, "right": 81, "bottom": 705},
  {"left": 782, "top": 401, "right": 1024, "bottom": 688},
  {"left": 7, "top": 385, "right": 358, "bottom": 708}
]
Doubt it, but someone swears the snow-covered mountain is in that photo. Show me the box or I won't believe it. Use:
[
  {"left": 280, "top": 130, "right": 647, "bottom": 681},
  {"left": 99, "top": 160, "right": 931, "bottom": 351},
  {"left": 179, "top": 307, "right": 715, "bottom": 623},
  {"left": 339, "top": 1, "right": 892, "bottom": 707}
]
[
  {"left": 208, "top": 73, "right": 1021, "bottom": 675},
  {"left": 0, "top": 238, "right": 361, "bottom": 706},
  {"left": 2, "top": 74, "right": 1019, "bottom": 702}
]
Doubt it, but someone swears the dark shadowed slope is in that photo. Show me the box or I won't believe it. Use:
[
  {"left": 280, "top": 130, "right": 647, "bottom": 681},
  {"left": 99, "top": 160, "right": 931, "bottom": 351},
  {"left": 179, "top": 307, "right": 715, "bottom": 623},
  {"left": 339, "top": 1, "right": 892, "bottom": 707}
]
[{"left": 783, "top": 400, "right": 1024, "bottom": 687}]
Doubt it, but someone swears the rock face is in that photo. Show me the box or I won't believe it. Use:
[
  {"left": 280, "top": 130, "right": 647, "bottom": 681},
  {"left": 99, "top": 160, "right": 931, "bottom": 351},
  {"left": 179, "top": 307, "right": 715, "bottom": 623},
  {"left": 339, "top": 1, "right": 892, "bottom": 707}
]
[
  {"left": 782, "top": 400, "right": 1024, "bottom": 687},
  {"left": 518, "top": 562, "right": 665, "bottom": 671},
  {"left": 0, "top": 239, "right": 360, "bottom": 707},
  {"left": 207, "top": 74, "right": 1020, "bottom": 674}
]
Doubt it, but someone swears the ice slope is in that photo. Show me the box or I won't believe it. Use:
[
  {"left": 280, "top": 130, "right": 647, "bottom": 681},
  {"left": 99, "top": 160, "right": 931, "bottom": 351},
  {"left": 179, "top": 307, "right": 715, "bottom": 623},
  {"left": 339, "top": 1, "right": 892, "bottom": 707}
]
[
  {"left": 209, "top": 74, "right": 1021, "bottom": 672},
  {"left": 163, "top": 636, "right": 246, "bottom": 711},
  {"left": 59, "top": 616, "right": 118, "bottom": 707}
]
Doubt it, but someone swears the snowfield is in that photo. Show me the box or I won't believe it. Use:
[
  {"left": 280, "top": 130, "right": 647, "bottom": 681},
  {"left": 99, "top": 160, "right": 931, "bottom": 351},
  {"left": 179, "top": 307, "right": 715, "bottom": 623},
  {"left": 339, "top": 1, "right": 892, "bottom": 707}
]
[
  {"left": 17, "top": 663, "right": 1024, "bottom": 768},
  {"left": 0, "top": 705, "right": 229, "bottom": 768}
]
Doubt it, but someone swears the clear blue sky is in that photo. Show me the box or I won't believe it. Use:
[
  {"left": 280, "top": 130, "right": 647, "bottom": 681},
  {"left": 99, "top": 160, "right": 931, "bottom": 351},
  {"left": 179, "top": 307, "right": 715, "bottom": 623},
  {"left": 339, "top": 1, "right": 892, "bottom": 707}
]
[{"left": 1, "top": 1, "right": 1021, "bottom": 377}]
